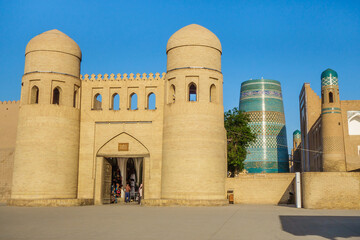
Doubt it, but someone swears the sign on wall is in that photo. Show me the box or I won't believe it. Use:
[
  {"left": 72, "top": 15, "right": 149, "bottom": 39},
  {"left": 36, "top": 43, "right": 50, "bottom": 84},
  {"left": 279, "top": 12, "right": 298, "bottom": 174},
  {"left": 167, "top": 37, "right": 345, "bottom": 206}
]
[{"left": 118, "top": 143, "right": 129, "bottom": 151}]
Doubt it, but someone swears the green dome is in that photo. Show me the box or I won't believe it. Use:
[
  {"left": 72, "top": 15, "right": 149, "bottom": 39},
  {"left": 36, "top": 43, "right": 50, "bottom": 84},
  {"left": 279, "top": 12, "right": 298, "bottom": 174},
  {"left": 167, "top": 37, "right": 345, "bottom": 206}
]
[
  {"left": 321, "top": 68, "right": 338, "bottom": 79},
  {"left": 293, "top": 130, "right": 301, "bottom": 135}
]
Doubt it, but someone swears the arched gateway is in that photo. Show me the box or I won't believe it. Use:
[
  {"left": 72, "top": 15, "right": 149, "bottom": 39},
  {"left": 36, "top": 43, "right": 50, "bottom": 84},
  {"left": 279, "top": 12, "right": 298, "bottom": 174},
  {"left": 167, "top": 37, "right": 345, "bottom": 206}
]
[{"left": 95, "top": 132, "right": 149, "bottom": 204}]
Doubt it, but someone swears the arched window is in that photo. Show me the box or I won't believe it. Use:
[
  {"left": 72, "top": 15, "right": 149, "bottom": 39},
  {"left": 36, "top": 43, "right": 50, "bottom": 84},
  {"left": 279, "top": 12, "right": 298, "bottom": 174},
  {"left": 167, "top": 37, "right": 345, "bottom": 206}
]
[
  {"left": 147, "top": 93, "right": 156, "bottom": 110},
  {"left": 111, "top": 93, "right": 120, "bottom": 110},
  {"left": 73, "top": 89, "right": 79, "bottom": 108},
  {"left": 52, "top": 87, "right": 61, "bottom": 105},
  {"left": 130, "top": 93, "right": 138, "bottom": 110},
  {"left": 329, "top": 92, "right": 334, "bottom": 103},
  {"left": 93, "top": 93, "right": 102, "bottom": 110},
  {"left": 169, "top": 84, "right": 175, "bottom": 103},
  {"left": 321, "top": 92, "right": 324, "bottom": 104},
  {"left": 30, "top": 86, "right": 39, "bottom": 104},
  {"left": 210, "top": 84, "right": 216, "bottom": 102},
  {"left": 189, "top": 83, "right": 197, "bottom": 102}
]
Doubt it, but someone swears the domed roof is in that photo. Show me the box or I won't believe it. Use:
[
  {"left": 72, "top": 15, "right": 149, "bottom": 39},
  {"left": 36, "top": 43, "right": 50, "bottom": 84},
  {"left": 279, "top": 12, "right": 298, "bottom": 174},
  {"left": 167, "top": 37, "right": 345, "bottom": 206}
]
[
  {"left": 25, "top": 29, "right": 81, "bottom": 59},
  {"left": 321, "top": 68, "right": 338, "bottom": 79},
  {"left": 166, "top": 24, "right": 222, "bottom": 54},
  {"left": 293, "top": 130, "right": 301, "bottom": 136}
]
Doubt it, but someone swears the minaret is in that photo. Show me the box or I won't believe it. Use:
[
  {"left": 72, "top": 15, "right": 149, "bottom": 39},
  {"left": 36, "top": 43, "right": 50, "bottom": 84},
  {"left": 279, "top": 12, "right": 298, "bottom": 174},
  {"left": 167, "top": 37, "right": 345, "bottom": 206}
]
[
  {"left": 320, "top": 68, "right": 346, "bottom": 171},
  {"left": 161, "top": 24, "right": 227, "bottom": 203},
  {"left": 10, "top": 30, "right": 82, "bottom": 204},
  {"left": 293, "top": 130, "right": 301, "bottom": 150}
]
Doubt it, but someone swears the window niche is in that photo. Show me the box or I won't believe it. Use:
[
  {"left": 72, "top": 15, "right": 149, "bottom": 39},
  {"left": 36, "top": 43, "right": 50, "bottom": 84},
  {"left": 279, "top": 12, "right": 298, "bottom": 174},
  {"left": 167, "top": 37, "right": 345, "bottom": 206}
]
[
  {"left": 30, "top": 86, "right": 39, "bottom": 104},
  {"left": 111, "top": 93, "right": 120, "bottom": 110},
  {"left": 52, "top": 87, "right": 61, "bottom": 105},
  {"left": 129, "top": 93, "right": 138, "bottom": 110},
  {"left": 93, "top": 93, "right": 102, "bottom": 110},
  {"left": 210, "top": 84, "right": 216, "bottom": 103},
  {"left": 147, "top": 93, "right": 156, "bottom": 110},
  {"left": 188, "top": 83, "right": 197, "bottom": 102}
]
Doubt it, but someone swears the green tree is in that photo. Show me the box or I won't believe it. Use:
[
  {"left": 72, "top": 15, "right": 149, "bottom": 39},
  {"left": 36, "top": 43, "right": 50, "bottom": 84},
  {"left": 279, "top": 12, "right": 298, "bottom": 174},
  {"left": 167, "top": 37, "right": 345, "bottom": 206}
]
[{"left": 224, "top": 108, "right": 256, "bottom": 176}]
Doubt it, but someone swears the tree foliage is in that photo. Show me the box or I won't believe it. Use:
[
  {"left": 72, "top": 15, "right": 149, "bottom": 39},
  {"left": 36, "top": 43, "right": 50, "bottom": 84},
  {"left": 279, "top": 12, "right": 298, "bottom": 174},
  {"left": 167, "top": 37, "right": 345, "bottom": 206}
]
[{"left": 224, "top": 108, "right": 256, "bottom": 176}]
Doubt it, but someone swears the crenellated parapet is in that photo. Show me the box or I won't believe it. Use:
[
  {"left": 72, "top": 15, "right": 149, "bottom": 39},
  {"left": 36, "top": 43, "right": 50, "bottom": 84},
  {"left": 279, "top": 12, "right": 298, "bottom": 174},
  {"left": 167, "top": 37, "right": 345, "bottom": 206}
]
[
  {"left": 0, "top": 100, "right": 20, "bottom": 105},
  {"left": 80, "top": 72, "right": 166, "bottom": 81}
]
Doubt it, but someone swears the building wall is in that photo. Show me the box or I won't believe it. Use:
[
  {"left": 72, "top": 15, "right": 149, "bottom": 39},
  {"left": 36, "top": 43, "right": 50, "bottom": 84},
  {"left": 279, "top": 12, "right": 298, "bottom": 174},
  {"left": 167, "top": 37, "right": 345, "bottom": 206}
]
[
  {"left": 302, "top": 172, "right": 360, "bottom": 209},
  {"left": 226, "top": 173, "right": 295, "bottom": 204},
  {"left": 77, "top": 73, "right": 165, "bottom": 200},
  {"left": 0, "top": 101, "right": 19, "bottom": 202},
  {"left": 299, "top": 83, "right": 321, "bottom": 172},
  {"left": 341, "top": 100, "right": 360, "bottom": 171}
]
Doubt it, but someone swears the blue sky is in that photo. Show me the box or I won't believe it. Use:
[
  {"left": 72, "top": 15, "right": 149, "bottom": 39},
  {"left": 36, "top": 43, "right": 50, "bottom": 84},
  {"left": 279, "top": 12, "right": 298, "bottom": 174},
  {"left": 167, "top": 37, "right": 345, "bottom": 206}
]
[{"left": 1, "top": 0, "right": 360, "bottom": 150}]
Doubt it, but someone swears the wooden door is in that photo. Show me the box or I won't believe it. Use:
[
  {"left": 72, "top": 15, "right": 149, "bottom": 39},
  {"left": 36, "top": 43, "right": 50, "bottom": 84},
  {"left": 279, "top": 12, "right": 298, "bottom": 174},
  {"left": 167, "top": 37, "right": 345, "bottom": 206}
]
[{"left": 102, "top": 159, "right": 112, "bottom": 204}]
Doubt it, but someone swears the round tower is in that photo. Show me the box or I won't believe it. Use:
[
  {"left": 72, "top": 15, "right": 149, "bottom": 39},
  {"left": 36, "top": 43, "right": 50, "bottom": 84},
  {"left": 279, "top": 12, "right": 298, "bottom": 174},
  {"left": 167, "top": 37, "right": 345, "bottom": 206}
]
[
  {"left": 320, "top": 68, "right": 346, "bottom": 171},
  {"left": 293, "top": 130, "right": 301, "bottom": 149},
  {"left": 239, "top": 79, "right": 289, "bottom": 173},
  {"left": 161, "top": 24, "right": 227, "bottom": 203},
  {"left": 10, "top": 30, "right": 82, "bottom": 203}
]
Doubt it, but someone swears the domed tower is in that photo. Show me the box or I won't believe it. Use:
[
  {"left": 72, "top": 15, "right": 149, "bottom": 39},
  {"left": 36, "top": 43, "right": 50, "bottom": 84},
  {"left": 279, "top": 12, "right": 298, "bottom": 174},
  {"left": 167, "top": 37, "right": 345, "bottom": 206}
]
[
  {"left": 10, "top": 30, "right": 82, "bottom": 204},
  {"left": 293, "top": 130, "right": 301, "bottom": 149},
  {"left": 161, "top": 24, "right": 227, "bottom": 203},
  {"left": 320, "top": 68, "right": 346, "bottom": 171}
]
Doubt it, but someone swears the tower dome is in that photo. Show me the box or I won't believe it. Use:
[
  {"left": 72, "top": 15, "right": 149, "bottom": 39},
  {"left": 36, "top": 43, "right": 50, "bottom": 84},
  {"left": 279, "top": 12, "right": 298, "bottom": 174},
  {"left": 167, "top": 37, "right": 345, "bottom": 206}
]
[
  {"left": 25, "top": 29, "right": 81, "bottom": 59},
  {"left": 293, "top": 130, "right": 301, "bottom": 138},
  {"left": 166, "top": 24, "right": 222, "bottom": 54},
  {"left": 321, "top": 68, "right": 338, "bottom": 79}
]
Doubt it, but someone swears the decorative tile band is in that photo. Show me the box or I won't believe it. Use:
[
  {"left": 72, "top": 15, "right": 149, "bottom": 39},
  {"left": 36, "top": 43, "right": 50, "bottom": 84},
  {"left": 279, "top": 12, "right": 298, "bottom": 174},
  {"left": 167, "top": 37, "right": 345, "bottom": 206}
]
[
  {"left": 321, "top": 76, "right": 338, "bottom": 86},
  {"left": 240, "top": 90, "right": 283, "bottom": 100}
]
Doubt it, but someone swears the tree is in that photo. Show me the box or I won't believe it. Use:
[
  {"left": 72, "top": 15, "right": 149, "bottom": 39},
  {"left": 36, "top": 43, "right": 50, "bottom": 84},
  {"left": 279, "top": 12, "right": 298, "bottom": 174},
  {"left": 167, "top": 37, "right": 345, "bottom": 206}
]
[{"left": 224, "top": 108, "right": 256, "bottom": 176}]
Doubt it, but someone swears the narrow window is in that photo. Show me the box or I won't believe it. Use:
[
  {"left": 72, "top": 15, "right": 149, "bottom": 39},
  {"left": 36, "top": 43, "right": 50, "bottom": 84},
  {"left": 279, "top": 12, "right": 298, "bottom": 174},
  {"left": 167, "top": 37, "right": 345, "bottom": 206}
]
[
  {"left": 321, "top": 92, "right": 324, "bottom": 104},
  {"left": 73, "top": 89, "right": 79, "bottom": 108},
  {"left": 210, "top": 84, "right": 216, "bottom": 102},
  {"left": 130, "top": 93, "right": 138, "bottom": 110},
  {"left": 31, "top": 86, "right": 39, "bottom": 104},
  {"left": 329, "top": 92, "right": 333, "bottom": 103},
  {"left": 169, "top": 84, "right": 175, "bottom": 103},
  {"left": 189, "top": 83, "right": 197, "bottom": 101},
  {"left": 111, "top": 93, "right": 120, "bottom": 110},
  {"left": 52, "top": 87, "right": 61, "bottom": 105},
  {"left": 147, "top": 93, "right": 156, "bottom": 110},
  {"left": 93, "top": 93, "right": 102, "bottom": 110}
]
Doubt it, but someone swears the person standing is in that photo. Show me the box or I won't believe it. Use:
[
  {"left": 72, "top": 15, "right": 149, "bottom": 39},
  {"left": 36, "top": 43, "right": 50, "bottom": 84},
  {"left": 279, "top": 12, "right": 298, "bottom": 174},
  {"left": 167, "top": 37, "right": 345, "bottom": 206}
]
[
  {"left": 138, "top": 183, "right": 143, "bottom": 205},
  {"left": 125, "top": 183, "right": 131, "bottom": 203}
]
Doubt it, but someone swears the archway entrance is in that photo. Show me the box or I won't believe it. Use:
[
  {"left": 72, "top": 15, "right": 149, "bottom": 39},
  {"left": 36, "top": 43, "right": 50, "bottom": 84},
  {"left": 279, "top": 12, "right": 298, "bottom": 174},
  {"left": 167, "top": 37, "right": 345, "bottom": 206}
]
[{"left": 104, "top": 157, "right": 143, "bottom": 204}]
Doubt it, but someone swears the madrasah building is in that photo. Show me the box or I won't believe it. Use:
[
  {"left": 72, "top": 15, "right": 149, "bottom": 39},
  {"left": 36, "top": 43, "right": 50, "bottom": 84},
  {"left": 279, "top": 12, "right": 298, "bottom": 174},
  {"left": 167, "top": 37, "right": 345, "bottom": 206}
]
[{"left": 291, "top": 68, "right": 360, "bottom": 173}]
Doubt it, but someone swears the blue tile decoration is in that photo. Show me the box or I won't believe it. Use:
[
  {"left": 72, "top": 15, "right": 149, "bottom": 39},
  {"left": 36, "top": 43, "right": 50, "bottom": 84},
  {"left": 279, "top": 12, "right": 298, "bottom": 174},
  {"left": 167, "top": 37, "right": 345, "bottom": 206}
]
[
  {"left": 239, "top": 79, "right": 289, "bottom": 173},
  {"left": 321, "top": 68, "right": 338, "bottom": 86}
]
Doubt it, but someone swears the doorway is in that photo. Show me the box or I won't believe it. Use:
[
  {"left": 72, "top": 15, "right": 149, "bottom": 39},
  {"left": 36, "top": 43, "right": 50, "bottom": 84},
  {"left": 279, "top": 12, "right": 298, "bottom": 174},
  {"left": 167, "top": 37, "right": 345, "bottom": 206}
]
[{"left": 103, "top": 157, "right": 143, "bottom": 204}]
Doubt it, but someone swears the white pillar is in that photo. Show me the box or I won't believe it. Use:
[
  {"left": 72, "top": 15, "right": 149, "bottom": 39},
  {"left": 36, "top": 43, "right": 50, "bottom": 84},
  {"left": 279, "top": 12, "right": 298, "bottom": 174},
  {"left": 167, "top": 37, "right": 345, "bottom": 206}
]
[{"left": 295, "top": 172, "right": 301, "bottom": 208}]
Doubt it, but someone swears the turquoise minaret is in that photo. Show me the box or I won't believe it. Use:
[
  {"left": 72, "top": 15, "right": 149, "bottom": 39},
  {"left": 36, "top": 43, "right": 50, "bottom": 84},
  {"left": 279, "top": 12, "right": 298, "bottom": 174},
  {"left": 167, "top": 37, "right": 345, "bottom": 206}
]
[
  {"left": 320, "top": 68, "right": 346, "bottom": 171},
  {"left": 239, "top": 79, "right": 289, "bottom": 173}
]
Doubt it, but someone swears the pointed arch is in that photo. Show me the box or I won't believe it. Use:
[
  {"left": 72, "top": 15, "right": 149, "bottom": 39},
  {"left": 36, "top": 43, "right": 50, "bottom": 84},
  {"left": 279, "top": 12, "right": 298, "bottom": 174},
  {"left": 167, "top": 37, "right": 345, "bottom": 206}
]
[
  {"left": 210, "top": 84, "right": 216, "bottom": 103},
  {"left": 147, "top": 92, "right": 156, "bottom": 110},
  {"left": 329, "top": 92, "right": 334, "bottom": 103},
  {"left": 96, "top": 132, "right": 150, "bottom": 157},
  {"left": 130, "top": 93, "right": 138, "bottom": 110},
  {"left": 169, "top": 84, "right": 175, "bottom": 104},
  {"left": 93, "top": 93, "right": 102, "bottom": 110},
  {"left": 188, "top": 82, "right": 197, "bottom": 102},
  {"left": 52, "top": 87, "right": 61, "bottom": 105},
  {"left": 111, "top": 93, "right": 120, "bottom": 110},
  {"left": 30, "top": 85, "right": 39, "bottom": 104}
]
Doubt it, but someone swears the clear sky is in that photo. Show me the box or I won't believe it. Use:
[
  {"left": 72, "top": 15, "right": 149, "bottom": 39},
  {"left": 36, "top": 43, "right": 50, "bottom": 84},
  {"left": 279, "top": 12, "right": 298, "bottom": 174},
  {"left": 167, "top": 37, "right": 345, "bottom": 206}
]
[{"left": 1, "top": 0, "right": 360, "bottom": 150}]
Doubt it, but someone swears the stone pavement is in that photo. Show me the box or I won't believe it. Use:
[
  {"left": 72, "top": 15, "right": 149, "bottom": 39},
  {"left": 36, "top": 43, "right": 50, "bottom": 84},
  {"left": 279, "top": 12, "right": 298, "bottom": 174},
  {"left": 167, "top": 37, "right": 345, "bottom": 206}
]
[{"left": 0, "top": 204, "right": 359, "bottom": 240}]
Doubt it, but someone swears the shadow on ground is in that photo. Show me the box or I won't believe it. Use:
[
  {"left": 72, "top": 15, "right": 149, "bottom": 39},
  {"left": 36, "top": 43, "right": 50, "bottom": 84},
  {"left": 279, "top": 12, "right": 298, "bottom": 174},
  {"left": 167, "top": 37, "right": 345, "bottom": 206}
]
[{"left": 279, "top": 216, "right": 360, "bottom": 240}]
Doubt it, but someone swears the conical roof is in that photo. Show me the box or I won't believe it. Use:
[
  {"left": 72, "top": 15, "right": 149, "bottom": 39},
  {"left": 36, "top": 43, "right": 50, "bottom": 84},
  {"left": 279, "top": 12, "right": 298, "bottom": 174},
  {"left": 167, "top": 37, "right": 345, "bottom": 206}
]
[
  {"left": 166, "top": 24, "right": 222, "bottom": 54},
  {"left": 25, "top": 29, "right": 81, "bottom": 59}
]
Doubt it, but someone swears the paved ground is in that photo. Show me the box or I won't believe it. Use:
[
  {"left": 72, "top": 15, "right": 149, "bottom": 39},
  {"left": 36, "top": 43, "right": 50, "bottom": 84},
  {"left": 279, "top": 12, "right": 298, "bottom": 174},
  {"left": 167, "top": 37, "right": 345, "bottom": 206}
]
[{"left": 1, "top": 204, "right": 360, "bottom": 240}]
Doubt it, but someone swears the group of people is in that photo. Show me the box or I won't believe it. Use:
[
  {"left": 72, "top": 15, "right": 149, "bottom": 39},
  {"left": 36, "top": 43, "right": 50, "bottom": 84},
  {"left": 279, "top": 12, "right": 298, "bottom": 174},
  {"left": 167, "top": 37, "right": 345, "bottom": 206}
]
[{"left": 111, "top": 183, "right": 143, "bottom": 204}]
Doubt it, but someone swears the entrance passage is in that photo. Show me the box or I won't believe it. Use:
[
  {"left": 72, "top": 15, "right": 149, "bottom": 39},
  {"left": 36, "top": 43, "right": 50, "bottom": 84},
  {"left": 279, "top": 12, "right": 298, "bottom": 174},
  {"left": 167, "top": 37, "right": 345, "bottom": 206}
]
[{"left": 105, "top": 157, "right": 143, "bottom": 204}]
